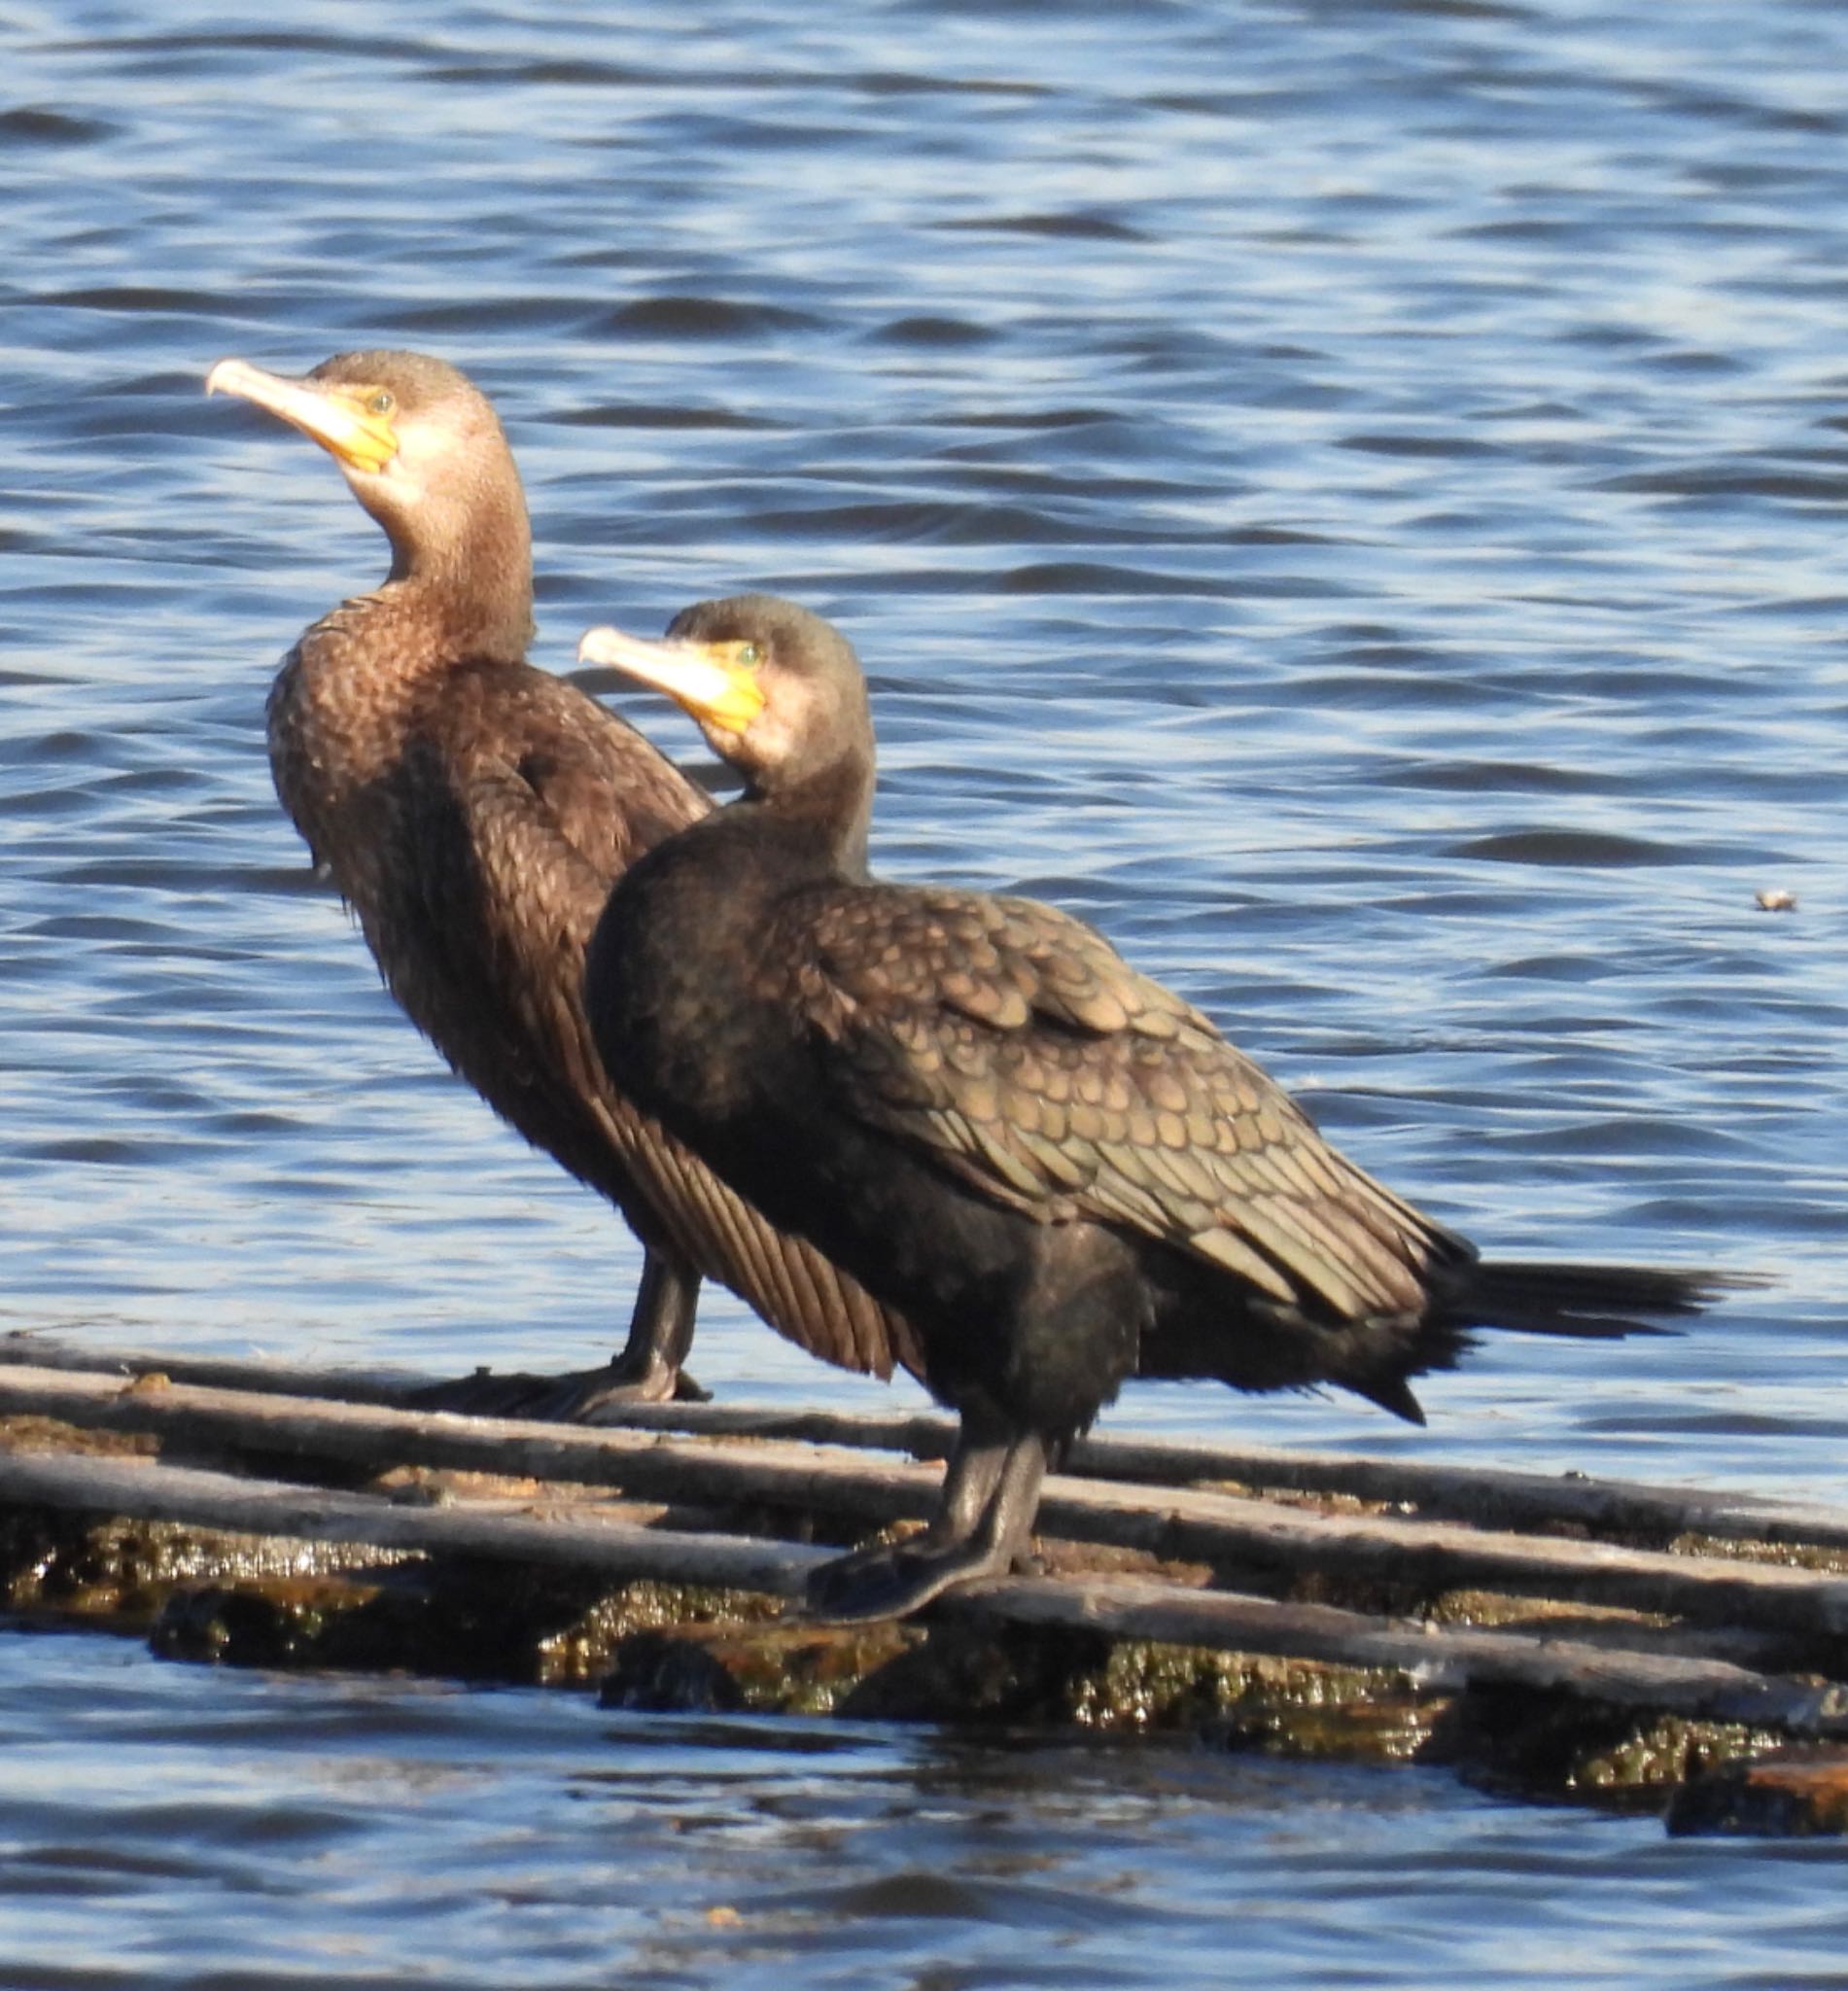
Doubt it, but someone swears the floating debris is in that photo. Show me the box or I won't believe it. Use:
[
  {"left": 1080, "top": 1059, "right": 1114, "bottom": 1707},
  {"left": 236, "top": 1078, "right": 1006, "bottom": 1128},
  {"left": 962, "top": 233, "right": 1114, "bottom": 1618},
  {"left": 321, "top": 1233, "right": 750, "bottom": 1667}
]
[{"left": 3, "top": 1334, "right": 1847, "bottom": 1831}]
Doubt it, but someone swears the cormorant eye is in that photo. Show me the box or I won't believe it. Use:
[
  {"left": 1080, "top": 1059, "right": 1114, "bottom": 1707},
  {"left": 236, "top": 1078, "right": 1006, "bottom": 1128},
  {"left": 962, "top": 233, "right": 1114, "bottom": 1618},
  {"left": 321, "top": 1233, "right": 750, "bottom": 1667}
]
[
  {"left": 737, "top": 642, "right": 764, "bottom": 669},
  {"left": 366, "top": 390, "right": 395, "bottom": 416}
]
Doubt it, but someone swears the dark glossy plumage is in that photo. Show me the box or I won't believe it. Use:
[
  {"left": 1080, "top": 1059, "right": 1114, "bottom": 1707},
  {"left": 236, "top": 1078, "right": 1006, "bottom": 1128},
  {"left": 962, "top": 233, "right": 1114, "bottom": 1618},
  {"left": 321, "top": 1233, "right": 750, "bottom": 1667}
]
[
  {"left": 208, "top": 355, "right": 915, "bottom": 1410},
  {"left": 578, "top": 594, "right": 1746, "bottom": 1619}
]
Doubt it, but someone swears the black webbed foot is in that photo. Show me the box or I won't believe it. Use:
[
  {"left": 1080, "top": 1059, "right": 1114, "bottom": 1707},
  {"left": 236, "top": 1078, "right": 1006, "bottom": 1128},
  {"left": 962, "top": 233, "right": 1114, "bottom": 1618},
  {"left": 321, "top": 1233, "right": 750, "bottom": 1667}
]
[
  {"left": 802, "top": 1423, "right": 1052, "bottom": 1624},
  {"left": 407, "top": 1251, "right": 707, "bottom": 1421},
  {"left": 405, "top": 1352, "right": 709, "bottom": 1420},
  {"left": 803, "top": 1533, "right": 1026, "bottom": 1625}
]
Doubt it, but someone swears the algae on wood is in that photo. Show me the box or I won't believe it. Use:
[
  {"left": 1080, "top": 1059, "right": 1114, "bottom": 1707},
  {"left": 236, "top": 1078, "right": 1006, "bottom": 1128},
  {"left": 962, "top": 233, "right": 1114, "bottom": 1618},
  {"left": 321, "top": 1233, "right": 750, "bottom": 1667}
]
[{"left": 6, "top": 1338, "right": 1848, "bottom": 1827}]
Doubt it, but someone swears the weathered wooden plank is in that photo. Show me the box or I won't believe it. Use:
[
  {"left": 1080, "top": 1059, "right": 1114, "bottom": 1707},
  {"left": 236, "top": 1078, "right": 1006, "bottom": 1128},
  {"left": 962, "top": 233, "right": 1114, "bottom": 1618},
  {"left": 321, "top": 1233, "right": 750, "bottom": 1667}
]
[
  {"left": 2, "top": 1443, "right": 1841, "bottom": 1737},
  {"left": 0, "top": 1361, "right": 942, "bottom": 1521},
  {"left": 10, "top": 1333, "right": 1844, "bottom": 1556},
  {"left": 958, "top": 1577, "right": 1848, "bottom": 1735},
  {"left": 5, "top": 1362, "right": 1848, "bottom": 1640},
  {"left": 0, "top": 1335, "right": 416, "bottom": 1404},
  {"left": 0, "top": 1448, "right": 821, "bottom": 1596},
  {"left": 1034, "top": 1481, "right": 1848, "bottom": 1636},
  {"left": 597, "top": 1416, "right": 1848, "bottom": 1559}
]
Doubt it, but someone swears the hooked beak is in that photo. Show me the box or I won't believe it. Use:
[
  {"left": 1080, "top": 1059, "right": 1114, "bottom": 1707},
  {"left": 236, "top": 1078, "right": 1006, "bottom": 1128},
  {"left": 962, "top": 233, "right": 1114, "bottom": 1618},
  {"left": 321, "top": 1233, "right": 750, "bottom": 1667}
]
[
  {"left": 206, "top": 358, "right": 400, "bottom": 474},
  {"left": 577, "top": 624, "right": 767, "bottom": 733}
]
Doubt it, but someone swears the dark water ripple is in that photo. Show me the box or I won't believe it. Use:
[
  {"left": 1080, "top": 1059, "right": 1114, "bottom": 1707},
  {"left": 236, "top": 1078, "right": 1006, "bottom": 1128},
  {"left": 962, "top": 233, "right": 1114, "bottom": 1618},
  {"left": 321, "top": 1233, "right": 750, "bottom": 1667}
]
[
  {"left": 4, "top": 0, "right": 1848, "bottom": 1982},
  {"left": 10, "top": 1630, "right": 1848, "bottom": 1991}
]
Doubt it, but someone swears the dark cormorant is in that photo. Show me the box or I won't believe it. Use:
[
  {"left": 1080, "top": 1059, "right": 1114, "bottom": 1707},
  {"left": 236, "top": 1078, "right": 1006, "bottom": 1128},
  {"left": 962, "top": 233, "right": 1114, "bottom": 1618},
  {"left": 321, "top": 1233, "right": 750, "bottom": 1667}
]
[
  {"left": 206, "top": 355, "right": 916, "bottom": 1414},
  {"left": 577, "top": 594, "right": 1746, "bottom": 1620}
]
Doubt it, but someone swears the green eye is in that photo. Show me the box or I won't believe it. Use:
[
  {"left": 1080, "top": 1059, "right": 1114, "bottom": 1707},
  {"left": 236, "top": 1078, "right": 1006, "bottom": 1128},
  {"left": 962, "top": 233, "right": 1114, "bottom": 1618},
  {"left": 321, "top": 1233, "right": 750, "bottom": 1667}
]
[
  {"left": 367, "top": 390, "right": 395, "bottom": 416},
  {"left": 737, "top": 642, "right": 763, "bottom": 669}
]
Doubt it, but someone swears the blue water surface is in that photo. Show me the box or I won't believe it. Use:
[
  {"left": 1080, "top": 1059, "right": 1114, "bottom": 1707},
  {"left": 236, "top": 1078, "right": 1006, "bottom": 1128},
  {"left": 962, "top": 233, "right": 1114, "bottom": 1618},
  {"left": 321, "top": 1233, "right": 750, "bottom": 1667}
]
[{"left": 2, "top": 1, "right": 1846, "bottom": 1982}]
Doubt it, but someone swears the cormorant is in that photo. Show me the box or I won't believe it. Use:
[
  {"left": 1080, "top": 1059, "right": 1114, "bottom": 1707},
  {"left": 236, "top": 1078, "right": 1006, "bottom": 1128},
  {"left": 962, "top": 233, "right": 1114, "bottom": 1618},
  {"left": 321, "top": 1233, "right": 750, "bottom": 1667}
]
[
  {"left": 577, "top": 594, "right": 1746, "bottom": 1620},
  {"left": 206, "top": 355, "right": 915, "bottom": 1415}
]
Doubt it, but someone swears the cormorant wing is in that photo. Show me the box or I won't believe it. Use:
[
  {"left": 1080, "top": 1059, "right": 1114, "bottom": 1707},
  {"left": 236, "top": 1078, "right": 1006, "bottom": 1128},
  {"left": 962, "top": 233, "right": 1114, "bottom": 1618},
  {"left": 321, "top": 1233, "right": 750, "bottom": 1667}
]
[
  {"left": 380, "top": 674, "right": 697, "bottom": 1110},
  {"left": 797, "top": 883, "right": 1465, "bottom": 1324}
]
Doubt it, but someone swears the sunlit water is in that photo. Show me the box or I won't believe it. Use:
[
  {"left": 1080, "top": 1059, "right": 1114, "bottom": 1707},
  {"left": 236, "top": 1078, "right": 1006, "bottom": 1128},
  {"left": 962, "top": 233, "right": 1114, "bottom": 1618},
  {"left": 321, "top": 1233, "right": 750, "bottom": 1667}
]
[{"left": 3, "top": 1, "right": 1846, "bottom": 1983}]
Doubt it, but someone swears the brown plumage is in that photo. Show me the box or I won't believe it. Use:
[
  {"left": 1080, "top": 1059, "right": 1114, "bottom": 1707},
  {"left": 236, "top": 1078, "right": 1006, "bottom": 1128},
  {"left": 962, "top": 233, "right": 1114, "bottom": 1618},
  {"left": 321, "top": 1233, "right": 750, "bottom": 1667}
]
[
  {"left": 577, "top": 594, "right": 1751, "bottom": 1620},
  {"left": 206, "top": 354, "right": 917, "bottom": 1412}
]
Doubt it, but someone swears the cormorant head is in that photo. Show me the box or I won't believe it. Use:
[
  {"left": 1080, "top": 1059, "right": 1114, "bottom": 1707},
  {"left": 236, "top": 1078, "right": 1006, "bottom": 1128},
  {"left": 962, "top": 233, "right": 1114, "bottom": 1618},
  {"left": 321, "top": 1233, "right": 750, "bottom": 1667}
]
[
  {"left": 577, "top": 594, "right": 874, "bottom": 805},
  {"left": 207, "top": 349, "right": 533, "bottom": 651}
]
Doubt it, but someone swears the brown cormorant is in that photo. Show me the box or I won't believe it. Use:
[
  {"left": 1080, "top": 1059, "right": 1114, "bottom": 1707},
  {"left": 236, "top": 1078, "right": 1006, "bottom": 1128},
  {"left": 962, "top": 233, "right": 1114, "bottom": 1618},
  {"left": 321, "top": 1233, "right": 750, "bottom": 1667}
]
[
  {"left": 577, "top": 594, "right": 1747, "bottom": 1620},
  {"left": 206, "top": 355, "right": 916, "bottom": 1414}
]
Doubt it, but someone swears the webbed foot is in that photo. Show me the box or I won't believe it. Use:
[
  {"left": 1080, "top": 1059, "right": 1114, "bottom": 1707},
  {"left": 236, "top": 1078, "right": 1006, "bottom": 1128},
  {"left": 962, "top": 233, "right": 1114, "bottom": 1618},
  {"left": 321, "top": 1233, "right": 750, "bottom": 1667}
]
[
  {"left": 802, "top": 1423, "right": 1051, "bottom": 1624},
  {"left": 803, "top": 1533, "right": 1026, "bottom": 1624},
  {"left": 405, "top": 1353, "right": 710, "bottom": 1420},
  {"left": 406, "top": 1250, "right": 708, "bottom": 1421}
]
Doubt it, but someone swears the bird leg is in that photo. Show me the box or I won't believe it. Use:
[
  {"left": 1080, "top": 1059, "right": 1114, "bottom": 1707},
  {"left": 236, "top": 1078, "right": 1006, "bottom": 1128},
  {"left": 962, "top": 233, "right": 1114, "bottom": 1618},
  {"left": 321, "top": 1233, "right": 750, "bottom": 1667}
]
[
  {"left": 805, "top": 1422, "right": 1050, "bottom": 1624},
  {"left": 581, "top": 1251, "right": 706, "bottom": 1410},
  {"left": 402, "top": 1249, "right": 709, "bottom": 1419},
  {"left": 805, "top": 1420, "right": 1009, "bottom": 1593}
]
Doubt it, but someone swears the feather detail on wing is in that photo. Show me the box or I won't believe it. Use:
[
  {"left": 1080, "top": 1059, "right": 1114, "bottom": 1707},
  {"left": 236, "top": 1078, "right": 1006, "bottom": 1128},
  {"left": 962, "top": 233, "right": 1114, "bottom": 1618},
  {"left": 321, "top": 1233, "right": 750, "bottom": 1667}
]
[{"left": 788, "top": 882, "right": 1469, "bottom": 1325}]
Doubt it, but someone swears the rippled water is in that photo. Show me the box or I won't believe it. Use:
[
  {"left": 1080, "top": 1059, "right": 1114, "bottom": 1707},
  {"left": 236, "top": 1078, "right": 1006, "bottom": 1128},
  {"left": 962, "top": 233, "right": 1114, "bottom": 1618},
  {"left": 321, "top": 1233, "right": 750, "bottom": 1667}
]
[
  {"left": 28, "top": 1628, "right": 1848, "bottom": 1991},
  {"left": 4, "top": 1, "right": 1847, "bottom": 1982}
]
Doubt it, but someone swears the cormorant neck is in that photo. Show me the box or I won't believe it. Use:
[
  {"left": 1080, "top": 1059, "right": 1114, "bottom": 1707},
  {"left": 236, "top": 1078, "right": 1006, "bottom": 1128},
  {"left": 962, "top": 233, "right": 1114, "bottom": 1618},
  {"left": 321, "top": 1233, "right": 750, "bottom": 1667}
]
[
  {"left": 745, "top": 742, "right": 874, "bottom": 880},
  {"left": 366, "top": 472, "right": 535, "bottom": 663}
]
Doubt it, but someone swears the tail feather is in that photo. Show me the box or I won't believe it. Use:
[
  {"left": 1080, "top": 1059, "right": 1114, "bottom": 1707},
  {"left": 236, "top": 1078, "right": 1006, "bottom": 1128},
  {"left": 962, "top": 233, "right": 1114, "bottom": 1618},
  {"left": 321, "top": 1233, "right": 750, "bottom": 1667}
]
[
  {"left": 1340, "top": 1261, "right": 1762, "bottom": 1425},
  {"left": 1459, "top": 1260, "right": 1761, "bottom": 1340}
]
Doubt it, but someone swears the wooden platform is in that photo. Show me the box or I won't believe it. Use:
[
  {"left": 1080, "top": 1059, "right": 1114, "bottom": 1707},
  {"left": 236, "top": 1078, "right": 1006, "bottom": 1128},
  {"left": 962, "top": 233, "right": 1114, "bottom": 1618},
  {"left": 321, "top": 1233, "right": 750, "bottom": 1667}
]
[{"left": 2, "top": 1331, "right": 1843, "bottom": 1832}]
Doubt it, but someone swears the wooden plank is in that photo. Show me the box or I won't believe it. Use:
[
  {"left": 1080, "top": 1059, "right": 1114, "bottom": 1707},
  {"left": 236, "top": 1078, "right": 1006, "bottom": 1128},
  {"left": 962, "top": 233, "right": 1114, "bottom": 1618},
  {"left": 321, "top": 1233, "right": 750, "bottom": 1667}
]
[
  {"left": 4, "top": 1362, "right": 1848, "bottom": 1639},
  {"left": 10, "top": 1333, "right": 1844, "bottom": 1555},
  {"left": 1, "top": 1443, "right": 1840, "bottom": 1737},
  {"left": 0, "top": 1335, "right": 418, "bottom": 1406},
  {"left": 0, "top": 1361, "right": 942, "bottom": 1521},
  {"left": 1034, "top": 1481, "right": 1848, "bottom": 1636},
  {"left": 0, "top": 1448, "right": 821, "bottom": 1596},
  {"left": 959, "top": 1577, "right": 1848, "bottom": 1734}
]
